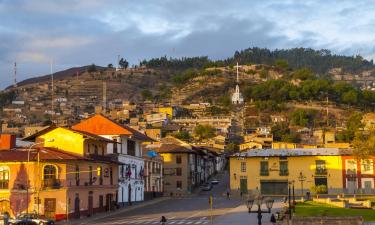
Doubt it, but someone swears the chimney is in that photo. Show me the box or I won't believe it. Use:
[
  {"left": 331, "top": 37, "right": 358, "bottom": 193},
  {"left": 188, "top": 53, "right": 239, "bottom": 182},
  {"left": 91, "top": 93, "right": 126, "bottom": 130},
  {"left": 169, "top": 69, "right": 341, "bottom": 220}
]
[{"left": 0, "top": 134, "right": 16, "bottom": 150}]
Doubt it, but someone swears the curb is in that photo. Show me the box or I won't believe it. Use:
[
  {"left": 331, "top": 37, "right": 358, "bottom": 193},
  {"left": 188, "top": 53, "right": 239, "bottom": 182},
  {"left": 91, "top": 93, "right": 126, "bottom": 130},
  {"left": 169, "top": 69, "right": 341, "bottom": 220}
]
[{"left": 58, "top": 197, "right": 170, "bottom": 225}]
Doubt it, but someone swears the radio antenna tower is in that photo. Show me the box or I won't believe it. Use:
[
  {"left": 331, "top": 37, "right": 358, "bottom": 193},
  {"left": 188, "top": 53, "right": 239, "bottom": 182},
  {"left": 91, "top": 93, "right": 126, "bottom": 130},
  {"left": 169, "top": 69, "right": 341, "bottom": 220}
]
[
  {"left": 13, "top": 62, "right": 17, "bottom": 88},
  {"left": 103, "top": 81, "right": 107, "bottom": 112},
  {"left": 51, "top": 61, "right": 54, "bottom": 118}
]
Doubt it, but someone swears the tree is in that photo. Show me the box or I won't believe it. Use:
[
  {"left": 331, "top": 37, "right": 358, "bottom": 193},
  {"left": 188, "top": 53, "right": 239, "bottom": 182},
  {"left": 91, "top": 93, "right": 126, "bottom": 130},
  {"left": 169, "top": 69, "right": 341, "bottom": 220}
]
[
  {"left": 119, "top": 58, "right": 129, "bottom": 69},
  {"left": 344, "top": 112, "right": 363, "bottom": 141},
  {"left": 141, "top": 90, "right": 153, "bottom": 100},
  {"left": 342, "top": 90, "right": 358, "bottom": 105},
  {"left": 87, "top": 64, "right": 97, "bottom": 72},
  {"left": 107, "top": 63, "right": 114, "bottom": 68},
  {"left": 226, "top": 142, "right": 239, "bottom": 153},
  {"left": 173, "top": 131, "right": 191, "bottom": 142},
  {"left": 290, "top": 109, "right": 318, "bottom": 127},
  {"left": 275, "top": 59, "right": 289, "bottom": 70},
  {"left": 194, "top": 124, "right": 215, "bottom": 140}
]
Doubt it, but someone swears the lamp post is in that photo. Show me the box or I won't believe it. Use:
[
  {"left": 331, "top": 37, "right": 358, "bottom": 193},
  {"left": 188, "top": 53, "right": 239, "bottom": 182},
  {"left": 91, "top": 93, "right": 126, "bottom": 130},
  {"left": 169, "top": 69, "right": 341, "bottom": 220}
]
[
  {"left": 246, "top": 196, "right": 274, "bottom": 225},
  {"left": 292, "top": 180, "right": 296, "bottom": 212},
  {"left": 26, "top": 139, "right": 54, "bottom": 216},
  {"left": 298, "top": 172, "right": 306, "bottom": 198}
]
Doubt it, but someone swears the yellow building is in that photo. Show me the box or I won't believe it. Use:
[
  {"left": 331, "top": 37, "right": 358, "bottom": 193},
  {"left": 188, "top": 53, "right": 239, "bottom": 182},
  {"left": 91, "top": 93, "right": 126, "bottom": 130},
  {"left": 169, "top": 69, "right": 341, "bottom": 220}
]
[
  {"left": 230, "top": 148, "right": 349, "bottom": 196},
  {"left": 272, "top": 142, "right": 318, "bottom": 149},
  {"left": 239, "top": 141, "right": 263, "bottom": 151},
  {"left": 158, "top": 107, "right": 176, "bottom": 119}
]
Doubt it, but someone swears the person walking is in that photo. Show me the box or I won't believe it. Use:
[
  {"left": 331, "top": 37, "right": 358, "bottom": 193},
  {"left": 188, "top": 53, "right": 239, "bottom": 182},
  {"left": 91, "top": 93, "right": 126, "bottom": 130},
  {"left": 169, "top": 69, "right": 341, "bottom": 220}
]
[
  {"left": 270, "top": 213, "right": 276, "bottom": 225},
  {"left": 226, "top": 191, "right": 230, "bottom": 200},
  {"left": 3, "top": 212, "right": 9, "bottom": 225},
  {"left": 160, "top": 216, "right": 167, "bottom": 225}
]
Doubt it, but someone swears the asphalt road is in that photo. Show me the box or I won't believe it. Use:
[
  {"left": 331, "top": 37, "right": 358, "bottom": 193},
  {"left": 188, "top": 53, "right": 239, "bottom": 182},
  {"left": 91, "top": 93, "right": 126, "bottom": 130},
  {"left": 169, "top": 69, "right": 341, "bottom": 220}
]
[{"left": 85, "top": 172, "right": 244, "bottom": 225}]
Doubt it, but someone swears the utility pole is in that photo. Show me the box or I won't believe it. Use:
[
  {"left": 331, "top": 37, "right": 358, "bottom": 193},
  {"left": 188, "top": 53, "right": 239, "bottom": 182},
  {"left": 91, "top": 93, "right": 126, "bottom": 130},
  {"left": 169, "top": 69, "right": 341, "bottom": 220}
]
[
  {"left": 326, "top": 96, "right": 329, "bottom": 127},
  {"left": 13, "top": 62, "right": 17, "bottom": 88},
  {"left": 51, "top": 61, "right": 54, "bottom": 120},
  {"left": 103, "top": 81, "right": 107, "bottom": 113}
]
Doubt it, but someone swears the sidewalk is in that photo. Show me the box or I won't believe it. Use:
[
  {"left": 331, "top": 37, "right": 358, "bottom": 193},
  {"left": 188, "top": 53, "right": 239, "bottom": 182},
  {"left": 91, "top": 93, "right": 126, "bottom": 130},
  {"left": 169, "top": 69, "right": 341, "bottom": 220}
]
[{"left": 57, "top": 197, "right": 169, "bottom": 225}]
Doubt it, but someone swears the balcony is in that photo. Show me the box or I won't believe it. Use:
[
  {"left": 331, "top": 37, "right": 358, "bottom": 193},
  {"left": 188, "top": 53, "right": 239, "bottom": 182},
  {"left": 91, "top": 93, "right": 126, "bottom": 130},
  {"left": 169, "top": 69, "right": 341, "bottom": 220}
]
[
  {"left": 279, "top": 170, "right": 289, "bottom": 176},
  {"left": 260, "top": 170, "right": 269, "bottom": 176},
  {"left": 315, "top": 168, "right": 327, "bottom": 175},
  {"left": 42, "top": 179, "right": 61, "bottom": 189}
]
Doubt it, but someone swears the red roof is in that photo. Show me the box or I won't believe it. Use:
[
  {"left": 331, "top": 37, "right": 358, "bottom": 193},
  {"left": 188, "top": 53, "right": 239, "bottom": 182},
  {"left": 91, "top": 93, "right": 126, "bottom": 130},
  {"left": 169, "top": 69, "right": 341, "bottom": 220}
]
[
  {"left": 0, "top": 147, "right": 122, "bottom": 164},
  {"left": 72, "top": 114, "right": 153, "bottom": 141}
]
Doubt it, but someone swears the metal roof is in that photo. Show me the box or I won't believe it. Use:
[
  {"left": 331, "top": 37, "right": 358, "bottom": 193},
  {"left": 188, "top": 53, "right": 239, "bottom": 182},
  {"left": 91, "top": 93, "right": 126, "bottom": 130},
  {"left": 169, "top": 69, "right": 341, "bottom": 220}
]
[{"left": 232, "top": 148, "right": 353, "bottom": 157}]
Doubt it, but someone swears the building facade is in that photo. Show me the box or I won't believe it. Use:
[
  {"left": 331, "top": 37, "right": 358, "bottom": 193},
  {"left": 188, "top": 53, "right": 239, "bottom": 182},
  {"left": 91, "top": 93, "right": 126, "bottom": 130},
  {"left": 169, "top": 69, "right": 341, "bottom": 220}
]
[
  {"left": 142, "top": 149, "right": 163, "bottom": 199},
  {"left": 0, "top": 134, "right": 119, "bottom": 220},
  {"left": 230, "top": 148, "right": 354, "bottom": 196},
  {"left": 72, "top": 114, "right": 153, "bottom": 205}
]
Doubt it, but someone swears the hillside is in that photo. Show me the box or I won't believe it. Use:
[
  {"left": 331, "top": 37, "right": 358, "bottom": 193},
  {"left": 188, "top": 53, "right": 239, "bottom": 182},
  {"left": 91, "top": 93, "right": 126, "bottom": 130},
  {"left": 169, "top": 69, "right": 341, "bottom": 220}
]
[{"left": 1, "top": 47, "right": 375, "bottom": 127}]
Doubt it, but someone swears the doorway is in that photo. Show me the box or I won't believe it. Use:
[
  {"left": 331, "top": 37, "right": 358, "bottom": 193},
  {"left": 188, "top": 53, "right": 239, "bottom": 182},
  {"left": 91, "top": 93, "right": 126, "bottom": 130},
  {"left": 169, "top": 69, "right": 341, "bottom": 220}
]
[
  {"left": 74, "top": 194, "right": 80, "bottom": 219},
  {"left": 88, "top": 191, "right": 93, "bottom": 217},
  {"left": 44, "top": 198, "right": 56, "bottom": 219},
  {"left": 240, "top": 178, "right": 248, "bottom": 194}
]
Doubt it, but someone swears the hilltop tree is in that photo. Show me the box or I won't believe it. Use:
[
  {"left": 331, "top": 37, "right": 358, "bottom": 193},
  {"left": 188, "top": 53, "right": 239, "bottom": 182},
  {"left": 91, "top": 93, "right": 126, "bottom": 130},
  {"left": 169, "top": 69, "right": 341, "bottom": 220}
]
[
  {"left": 194, "top": 124, "right": 215, "bottom": 140},
  {"left": 141, "top": 89, "right": 153, "bottom": 101},
  {"left": 119, "top": 58, "right": 129, "bottom": 69}
]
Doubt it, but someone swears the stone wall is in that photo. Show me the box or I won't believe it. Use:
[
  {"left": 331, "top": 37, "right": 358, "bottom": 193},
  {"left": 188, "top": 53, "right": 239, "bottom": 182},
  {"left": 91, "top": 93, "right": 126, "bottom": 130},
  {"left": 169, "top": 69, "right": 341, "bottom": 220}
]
[{"left": 291, "top": 216, "right": 363, "bottom": 225}]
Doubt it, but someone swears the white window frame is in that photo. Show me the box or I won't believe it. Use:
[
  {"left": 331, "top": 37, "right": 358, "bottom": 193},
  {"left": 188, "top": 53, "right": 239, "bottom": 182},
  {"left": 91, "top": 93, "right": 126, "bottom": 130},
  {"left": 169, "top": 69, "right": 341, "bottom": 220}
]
[
  {"left": 361, "top": 178, "right": 374, "bottom": 189},
  {"left": 361, "top": 159, "right": 373, "bottom": 175}
]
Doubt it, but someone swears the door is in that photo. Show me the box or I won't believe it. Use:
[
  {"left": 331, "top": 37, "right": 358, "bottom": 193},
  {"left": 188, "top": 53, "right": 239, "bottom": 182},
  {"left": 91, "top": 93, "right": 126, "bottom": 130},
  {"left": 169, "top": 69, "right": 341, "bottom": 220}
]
[
  {"left": 128, "top": 184, "right": 132, "bottom": 205},
  {"left": 240, "top": 178, "right": 248, "bottom": 194},
  {"left": 0, "top": 200, "right": 10, "bottom": 215},
  {"left": 74, "top": 195, "right": 80, "bottom": 219},
  {"left": 261, "top": 181, "right": 288, "bottom": 195},
  {"left": 314, "top": 178, "right": 328, "bottom": 194},
  {"left": 106, "top": 194, "right": 113, "bottom": 211},
  {"left": 44, "top": 198, "right": 56, "bottom": 219},
  {"left": 88, "top": 192, "right": 93, "bottom": 216},
  {"left": 347, "top": 178, "right": 357, "bottom": 194}
]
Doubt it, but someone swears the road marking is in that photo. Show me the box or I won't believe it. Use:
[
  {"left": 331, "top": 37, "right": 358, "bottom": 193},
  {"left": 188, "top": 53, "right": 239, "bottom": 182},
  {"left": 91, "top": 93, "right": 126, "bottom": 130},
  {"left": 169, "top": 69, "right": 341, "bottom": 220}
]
[
  {"left": 168, "top": 216, "right": 176, "bottom": 220},
  {"left": 143, "top": 221, "right": 151, "bottom": 224},
  {"left": 177, "top": 221, "right": 185, "bottom": 224},
  {"left": 200, "top": 217, "right": 207, "bottom": 220},
  {"left": 168, "top": 221, "right": 176, "bottom": 224},
  {"left": 152, "top": 222, "right": 159, "bottom": 224},
  {"left": 186, "top": 222, "right": 193, "bottom": 224},
  {"left": 194, "top": 222, "right": 202, "bottom": 224},
  {"left": 202, "top": 222, "right": 208, "bottom": 224}
]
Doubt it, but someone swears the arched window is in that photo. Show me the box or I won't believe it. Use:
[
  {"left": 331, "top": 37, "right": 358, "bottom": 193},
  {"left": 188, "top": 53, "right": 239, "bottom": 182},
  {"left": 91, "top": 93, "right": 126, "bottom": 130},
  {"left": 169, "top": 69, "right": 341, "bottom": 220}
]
[
  {"left": 0, "top": 166, "right": 9, "bottom": 189},
  {"left": 43, "top": 165, "right": 58, "bottom": 180}
]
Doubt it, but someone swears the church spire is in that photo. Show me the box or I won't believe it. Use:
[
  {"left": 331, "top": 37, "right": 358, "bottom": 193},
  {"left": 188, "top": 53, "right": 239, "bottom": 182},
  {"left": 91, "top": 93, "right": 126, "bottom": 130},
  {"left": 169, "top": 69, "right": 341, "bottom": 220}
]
[{"left": 231, "top": 62, "right": 244, "bottom": 104}]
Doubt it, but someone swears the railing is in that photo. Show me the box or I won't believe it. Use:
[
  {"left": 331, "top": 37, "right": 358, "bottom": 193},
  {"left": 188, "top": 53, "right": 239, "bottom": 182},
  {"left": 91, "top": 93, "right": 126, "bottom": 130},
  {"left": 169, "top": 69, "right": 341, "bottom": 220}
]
[
  {"left": 279, "top": 170, "right": 289, "bottom": 176},
  {"left": 260, "top": 170, "right": 269, "bottom": 176},
  {"left": 315, "top": 168, "right": 327, "bottom": 175},
  {"left": 42, "top": 179, "right": 61, "bottom": 189},
  {"left": 0, "top": 181, "right": 9, "bottom": 189}
]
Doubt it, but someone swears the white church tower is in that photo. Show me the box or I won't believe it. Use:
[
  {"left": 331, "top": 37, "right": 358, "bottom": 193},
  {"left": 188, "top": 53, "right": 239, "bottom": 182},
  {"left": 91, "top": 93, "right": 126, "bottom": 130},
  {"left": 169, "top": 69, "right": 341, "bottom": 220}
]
[{"left": 231, "top": 62, "right": 244, "bottom": 104}]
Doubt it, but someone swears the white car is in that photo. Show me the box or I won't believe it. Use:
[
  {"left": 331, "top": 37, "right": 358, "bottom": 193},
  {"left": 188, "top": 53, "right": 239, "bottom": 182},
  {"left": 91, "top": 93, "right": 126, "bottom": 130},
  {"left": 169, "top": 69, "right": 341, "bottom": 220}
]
[{"left": 210, "top": 179, "right": 219, "bottom": 185}]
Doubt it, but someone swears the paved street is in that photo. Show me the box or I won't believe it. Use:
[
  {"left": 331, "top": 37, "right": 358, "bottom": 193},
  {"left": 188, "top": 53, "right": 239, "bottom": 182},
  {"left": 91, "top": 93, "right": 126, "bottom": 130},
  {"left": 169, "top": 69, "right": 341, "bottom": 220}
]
[{"left": 74, "top": 172, "right": 284, "bottom": 225}]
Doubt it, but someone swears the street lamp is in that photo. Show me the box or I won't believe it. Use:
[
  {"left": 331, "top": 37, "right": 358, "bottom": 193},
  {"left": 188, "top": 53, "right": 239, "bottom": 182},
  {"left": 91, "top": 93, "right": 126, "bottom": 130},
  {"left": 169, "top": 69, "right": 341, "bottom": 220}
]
[
  {"left": 298, "top": 172, "right": 306, "bottom": 198},
  {"left": 26, "top": 139, "right": 54, "bottom": 215},
  {"left": 247, "top": 196, "right": 274, "bottom": 225}
]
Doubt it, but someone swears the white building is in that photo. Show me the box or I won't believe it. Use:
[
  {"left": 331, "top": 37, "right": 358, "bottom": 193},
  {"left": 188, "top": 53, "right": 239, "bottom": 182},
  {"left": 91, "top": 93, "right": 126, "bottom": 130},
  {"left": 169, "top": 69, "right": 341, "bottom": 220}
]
[
  {"left": 72, "top": 114, "right": 153, "bottom": 205},
  {"left": 231, "top": 62, "right": 244, "bottom": 104}
]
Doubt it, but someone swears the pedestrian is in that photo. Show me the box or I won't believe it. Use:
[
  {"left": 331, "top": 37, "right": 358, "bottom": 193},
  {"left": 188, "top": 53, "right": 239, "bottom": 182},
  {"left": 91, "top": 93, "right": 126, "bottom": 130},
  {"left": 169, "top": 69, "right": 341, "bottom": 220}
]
[
  {"left": 3, "top": 212, "right": 9, "bottom": 225},
  {"left": 226, "top": 191, "right": 230, "bottom": 200},
  {"left": 270, "top": 213, "right": 276, "bottom": 225},
  {"left": 240, "top": 191, "right": 243, "bottom": 199},
  {"left": 160, "top": 216, "right": 167, "bottom": 225}
]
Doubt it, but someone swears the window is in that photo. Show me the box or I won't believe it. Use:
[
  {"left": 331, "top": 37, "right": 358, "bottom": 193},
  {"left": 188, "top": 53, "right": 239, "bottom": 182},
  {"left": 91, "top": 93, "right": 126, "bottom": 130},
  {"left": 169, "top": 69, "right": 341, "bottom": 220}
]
[
  {"left": 279, "top": 161, "right": 289, "bottom": 176},
  {"left": 75, "top": 165, "right": 80, "bottom": 186},
  {"left": 110, "top": 167, "right": 113, "bottom": 185},
  {"left": 43, "top": 165, "right": 57, "bottom": 180},
  {"left": 346, "top": 159, "right": 357, "bottom": 175},
  {"left": 315, "top": 160, "right": 327, "bottom": 175},
  {"left": 94, "top": 145, "right": 98, "bottom": 155},
  {"left": 43, "top": 165, "right": 59, "bottom": 188},
  {"left": 99, "top": 166, "right": 103, "bottom": 185},
  {"left": 260, "top": 161, "right": 269, "bottom": 176},
  {"left": 361, "top": 159, "right": 373, "bottom": 175},
  {"left": 89, "top": 166, "right": 93, "bottom": 185},
  {"left": 127, "top": 140, "right": 136, "bottom": 156},
  {"left": 0, "top": 167, "right": 9, "bottom": 189},
  {"left": 176, "top": 155, "right": 182, "bottom": 164},
  {"left": 176, "top": 168, "right": 182, "bottom": 176},
  {"left": 176, "top": 181, "right": 182, "bottom": 189},
  {"left": 113, "top": 137, "right": 118, "bottom": 154},
  {"left": 241, "top": 162, "right": 246, "bottom": 172}
]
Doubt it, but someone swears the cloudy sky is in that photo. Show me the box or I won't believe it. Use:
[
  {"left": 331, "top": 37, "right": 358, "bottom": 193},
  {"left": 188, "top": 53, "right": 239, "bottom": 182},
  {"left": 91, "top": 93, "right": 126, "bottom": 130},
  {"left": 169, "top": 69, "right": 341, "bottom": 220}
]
[{"left": 1, "top": 0, "right": 375, "bottom": 89}]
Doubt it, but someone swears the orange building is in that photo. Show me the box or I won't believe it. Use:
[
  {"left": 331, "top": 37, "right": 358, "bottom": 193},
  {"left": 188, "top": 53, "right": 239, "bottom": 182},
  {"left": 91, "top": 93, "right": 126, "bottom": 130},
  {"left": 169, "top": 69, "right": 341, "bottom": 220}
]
[{"left": 0, "top": 130, "right": 120, "bottom": 221}]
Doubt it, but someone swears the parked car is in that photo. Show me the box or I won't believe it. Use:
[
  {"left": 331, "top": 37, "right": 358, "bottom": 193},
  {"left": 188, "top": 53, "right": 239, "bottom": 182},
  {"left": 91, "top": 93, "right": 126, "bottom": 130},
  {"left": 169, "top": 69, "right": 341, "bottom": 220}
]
[
  {"left": 210, "top": 179, "right": 219, "bottom": 185},
  {"left": 200, "top": 183, "right": 213, "bottom": 191},
  {"left": 9, "top": 213, "right": 54, "bottom": 225}
]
